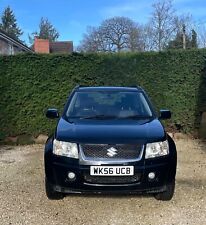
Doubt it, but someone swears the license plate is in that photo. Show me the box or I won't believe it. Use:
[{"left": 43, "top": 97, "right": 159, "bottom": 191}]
[{"left": 90, "top": 166, "right": 134, "bottom": 176}]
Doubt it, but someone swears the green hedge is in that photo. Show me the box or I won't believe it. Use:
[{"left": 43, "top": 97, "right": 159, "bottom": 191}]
[{"left": 0, "top": 50, "right": 206, "bottom": 138}]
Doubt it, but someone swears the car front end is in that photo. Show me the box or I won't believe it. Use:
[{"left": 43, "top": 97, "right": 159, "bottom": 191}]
[
  {"left": 44, "top": 86, "right": 177, "bottom": 200},
  {"left": 45, "top": 136, "right": 176, "bottom": 195}
]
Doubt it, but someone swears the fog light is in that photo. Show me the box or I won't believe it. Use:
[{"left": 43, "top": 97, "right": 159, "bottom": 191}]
[
  {"left": 148, "top": 172, "right": 155, "bottom": 180},
  {"left": 68, "top": 172, "right": 76, "bottom": 180}
]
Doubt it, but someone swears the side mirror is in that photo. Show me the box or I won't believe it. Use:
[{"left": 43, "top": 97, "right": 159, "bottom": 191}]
[
  {"left": 159, "top": 109, "right": 171, "bottom": 120},
  {"left": 46, "top": 108, "right": 59, "bottom": 119}
]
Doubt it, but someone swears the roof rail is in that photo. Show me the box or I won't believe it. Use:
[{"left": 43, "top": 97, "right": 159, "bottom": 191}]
[
  {"left": 128, "top": 85, "right": 138, "bottom": 88},
  {"left": 74, "top": 85, "right": 80, "bottom": 89},
  {"left": 74, "top": 85, "right": 86, "bottom": 89},
  {"left": 128, "top": 85, "right": 142, "bottom": 89},
  {"left": 74, "top": 85, "right": 142, "bottom": 90}
]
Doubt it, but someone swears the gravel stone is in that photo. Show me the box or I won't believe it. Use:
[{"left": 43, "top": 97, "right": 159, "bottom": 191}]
[{"left": 0, "top": 140, "right": 206, "bottom": 225}]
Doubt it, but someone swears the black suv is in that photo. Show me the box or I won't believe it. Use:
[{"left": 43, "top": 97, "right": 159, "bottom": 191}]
[{"left": 44, "top": 86, "right": 177, "bottom": 201}]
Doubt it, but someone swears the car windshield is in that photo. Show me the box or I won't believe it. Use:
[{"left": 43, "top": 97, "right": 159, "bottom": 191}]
[{"left": 66, "top": 91, "right": 153, "bottom": 120}]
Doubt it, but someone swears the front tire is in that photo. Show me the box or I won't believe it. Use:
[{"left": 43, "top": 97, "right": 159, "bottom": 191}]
[
  {"left": 154, "top": 180, "right": 175, "bottom": 201},
  {"left": 45, "top": 178, "right": 64, "bottom": 200}
]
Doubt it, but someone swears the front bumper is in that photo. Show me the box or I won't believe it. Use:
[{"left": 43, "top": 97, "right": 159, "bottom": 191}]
[{"left": 45, "top": 152, "right": 176, "bottom": 194}]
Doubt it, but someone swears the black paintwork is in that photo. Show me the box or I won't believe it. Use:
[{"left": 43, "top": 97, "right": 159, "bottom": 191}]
[
  {"left": 55, "top": 118, "right": 166, "bottom": 144},
  {"left": 44, "top": 86, "right": 177, "bottom": 194}
]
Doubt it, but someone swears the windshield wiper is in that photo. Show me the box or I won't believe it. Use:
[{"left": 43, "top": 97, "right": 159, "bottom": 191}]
[
  {"left": 80, "top": 114, "right": 118, "bottom": 120},
  {"left": 120, "top": 115, "right": 153, "bottom": 120}
]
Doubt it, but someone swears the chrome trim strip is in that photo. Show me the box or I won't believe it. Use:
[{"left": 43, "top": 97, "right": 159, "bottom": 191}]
[{"left": 79, "top": 144, "right": 144, "bottom": 165}]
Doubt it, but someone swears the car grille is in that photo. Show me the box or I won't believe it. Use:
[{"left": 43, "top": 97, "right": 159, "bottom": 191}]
[
  {"left": 84, "top": 173, "right": 141, "bottom": 184},
  {"left": 80, "top": 144, "right": 143, "bottom": 160}
]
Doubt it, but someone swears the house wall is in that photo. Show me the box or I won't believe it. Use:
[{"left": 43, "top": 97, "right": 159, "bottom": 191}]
[
  {"left": 0, "top": 39, "right": 10, "bottom": 55},
  {"left": 13, "top": 45, "right": 25, "bottom": 54},
  {"left": 0, "top": 38, "right": 26, "bottom": 55}
]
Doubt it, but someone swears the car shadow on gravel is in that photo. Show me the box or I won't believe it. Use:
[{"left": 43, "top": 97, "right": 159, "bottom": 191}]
[
  {"left": 177, "top": 178, "right": 206, "bottom": 189},
  {"left": 197, "top": 140, "right": 206, "bottom": 152},
  {"left": 64, "top": 193, "right": 152, "bottom": 199}
]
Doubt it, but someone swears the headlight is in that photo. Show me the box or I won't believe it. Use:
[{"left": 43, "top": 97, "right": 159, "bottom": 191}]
[
  {"left": 145, "top": 140, "right": 169, "bottom": 159},
  {"left": 53, "top": 139, "right": 78, "bottom": 159}
]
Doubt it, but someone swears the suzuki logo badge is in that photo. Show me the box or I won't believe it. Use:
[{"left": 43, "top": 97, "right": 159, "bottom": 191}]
[{"left": 107, "top": 147, "right": 118, "bottom": 157}]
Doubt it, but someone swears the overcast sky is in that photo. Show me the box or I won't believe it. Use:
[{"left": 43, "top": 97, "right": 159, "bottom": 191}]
[{"left": 0, "top": 0, "right": 206, "bottom": 46}]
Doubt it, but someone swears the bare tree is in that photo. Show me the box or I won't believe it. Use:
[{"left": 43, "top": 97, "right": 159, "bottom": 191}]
[
  {"left": 149, "top": 0, "right": 176, "bottom": 51},
  {"left": 78, "top": 1, "right": 199, "bottom": 52},
  {"left": 126, "top": 24, "right": 145, "bottom": 52},
  {"left": 174, "top": 14, "right": 194, "bottom": 36},
  {"left": 195, "top": 21, "right": 206, "bottom": 48},
  {"left": 78, "top": 17, "right": 143, "bottom": 53},
  {"left": 140, "top": 23, "right": 156, "bottom": 51},
  {"left": 167, "top": 14, "right": 197, "bottom": 49},
  {"left": 198, "top": 26, "right": 206, "bottom": 48},
  {"left": 101, "top": 17, "right": 139, "bottom": 52},
  {"left": 78, "top": 27, "right": 107, "bottom": 52}
]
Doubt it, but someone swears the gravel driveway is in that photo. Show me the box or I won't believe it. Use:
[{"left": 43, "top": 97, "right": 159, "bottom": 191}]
[{"left": 0, "top": 138, "right": 206, "bottom": 225}]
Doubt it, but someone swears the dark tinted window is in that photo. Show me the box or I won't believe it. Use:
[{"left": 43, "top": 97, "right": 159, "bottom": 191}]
[{"left": 66, "top": 91, "right": 153, "bottom": 119}]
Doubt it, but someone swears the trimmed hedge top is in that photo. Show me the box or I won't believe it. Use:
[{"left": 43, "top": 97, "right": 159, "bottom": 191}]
[{"left": 0, "top": 50, "right": 206, "bottom": 138}]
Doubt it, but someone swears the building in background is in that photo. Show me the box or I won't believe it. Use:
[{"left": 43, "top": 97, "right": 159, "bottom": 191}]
[
  {"left": 34, "top": 37, "right": 73, "bottom": 54},
  {"left": 0, "top": 29, "right": 33, "bottom": 55}
]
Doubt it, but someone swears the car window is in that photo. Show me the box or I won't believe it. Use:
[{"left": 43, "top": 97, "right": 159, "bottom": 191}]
[{"left": 66, "top": 91, "right": 153, "bottom": 119}]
